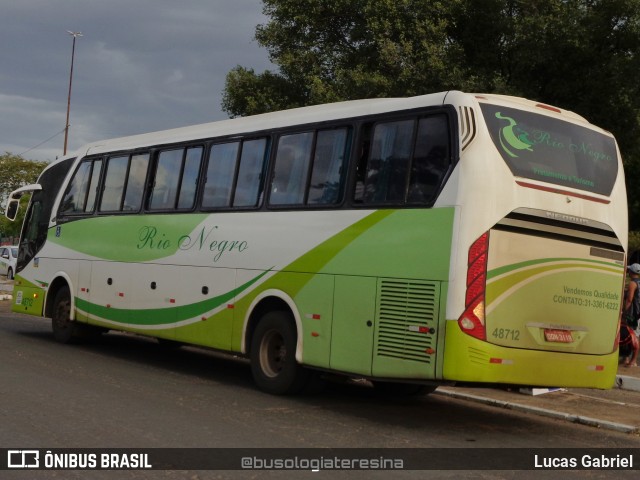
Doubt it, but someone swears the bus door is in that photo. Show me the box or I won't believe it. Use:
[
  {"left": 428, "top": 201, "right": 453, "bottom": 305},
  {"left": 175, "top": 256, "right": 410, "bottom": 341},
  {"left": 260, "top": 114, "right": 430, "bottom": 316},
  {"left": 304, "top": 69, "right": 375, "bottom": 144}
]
[{"left": 330, "top": 276, "right": 377, "bottom": 375}]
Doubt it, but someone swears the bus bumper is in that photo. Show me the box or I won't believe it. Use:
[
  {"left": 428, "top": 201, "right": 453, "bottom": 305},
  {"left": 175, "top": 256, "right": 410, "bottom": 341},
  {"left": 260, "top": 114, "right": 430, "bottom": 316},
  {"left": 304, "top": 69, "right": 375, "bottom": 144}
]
[
  {"left": 11, "top": 279, "right": 45, "bottom": 317},
  {"left": 442, "top": 322, "right": 618, "bottom": 389}
]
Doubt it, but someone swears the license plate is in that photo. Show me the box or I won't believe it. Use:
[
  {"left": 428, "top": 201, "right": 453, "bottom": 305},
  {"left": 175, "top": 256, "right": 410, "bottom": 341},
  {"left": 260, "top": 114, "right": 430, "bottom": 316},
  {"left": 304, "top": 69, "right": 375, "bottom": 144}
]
[{"left": 544, "top": 329, "right": 573, "bottom": 343}]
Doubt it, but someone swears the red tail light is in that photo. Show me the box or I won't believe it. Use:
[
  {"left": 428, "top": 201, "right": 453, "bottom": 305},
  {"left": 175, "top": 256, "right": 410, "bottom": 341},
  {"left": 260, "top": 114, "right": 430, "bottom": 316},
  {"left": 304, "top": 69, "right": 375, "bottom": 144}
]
[{"left": 458, "top": 232, "right": 489, "bottom": 340}]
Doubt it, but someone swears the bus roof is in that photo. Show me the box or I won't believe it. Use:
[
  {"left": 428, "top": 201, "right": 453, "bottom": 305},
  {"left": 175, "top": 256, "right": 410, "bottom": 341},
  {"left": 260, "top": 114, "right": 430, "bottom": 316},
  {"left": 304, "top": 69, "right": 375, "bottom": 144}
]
[
  {"left": 65, "top": 90, "right": 598, "bottom": 159},
  {"left": 73, "top": 91, "right": 450, "bottom": 157}
]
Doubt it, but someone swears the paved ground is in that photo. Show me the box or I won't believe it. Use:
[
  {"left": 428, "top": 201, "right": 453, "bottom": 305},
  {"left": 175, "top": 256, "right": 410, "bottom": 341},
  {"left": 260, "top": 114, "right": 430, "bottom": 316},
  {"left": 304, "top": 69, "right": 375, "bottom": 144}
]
[
  {"left": 0, "top": 276, "right": 11, "bottom": 300},
  {"left": 1, "top": 275, "right": 640, "bottom": 435},
  {"left": 437, "top": 369, "right": 640, "bottom": 434}
]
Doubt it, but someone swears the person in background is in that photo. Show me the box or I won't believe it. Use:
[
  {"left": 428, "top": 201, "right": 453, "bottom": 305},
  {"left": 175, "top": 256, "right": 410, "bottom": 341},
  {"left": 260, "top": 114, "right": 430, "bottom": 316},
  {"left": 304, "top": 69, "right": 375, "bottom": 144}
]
[{"left": 621, "top": 264, "right": 640, "bottom": 366}]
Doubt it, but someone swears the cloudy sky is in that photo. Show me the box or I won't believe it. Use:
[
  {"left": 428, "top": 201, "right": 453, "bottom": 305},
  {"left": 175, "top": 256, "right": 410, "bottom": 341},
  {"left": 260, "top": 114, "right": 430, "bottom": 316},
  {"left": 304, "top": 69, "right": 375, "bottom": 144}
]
[{"left": 0, "top": 0, "right": 273, "bottom": 163}]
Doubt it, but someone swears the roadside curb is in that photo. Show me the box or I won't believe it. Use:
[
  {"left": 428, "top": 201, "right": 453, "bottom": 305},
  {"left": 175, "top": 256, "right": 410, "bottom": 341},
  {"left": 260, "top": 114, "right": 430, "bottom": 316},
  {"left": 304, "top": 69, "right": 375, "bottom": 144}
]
[
  {"left": 616, "top": 374, "right": 640, "bottom": 392},
  {"left": 435, "top": 388, "right": 638, "bottom": 434}
]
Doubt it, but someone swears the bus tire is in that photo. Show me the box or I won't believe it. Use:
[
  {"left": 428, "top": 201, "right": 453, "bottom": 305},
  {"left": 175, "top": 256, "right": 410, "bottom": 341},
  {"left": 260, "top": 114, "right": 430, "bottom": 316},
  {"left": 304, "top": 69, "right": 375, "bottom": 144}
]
[
  {"left": 51, "top": 287, "right": 79, "bottom": 344},
  {"left": 7, "top": 267, "right": 14, "bottom": 280},
  {"left": 250, "top": 310, "right": 309, "bottom": 395}
]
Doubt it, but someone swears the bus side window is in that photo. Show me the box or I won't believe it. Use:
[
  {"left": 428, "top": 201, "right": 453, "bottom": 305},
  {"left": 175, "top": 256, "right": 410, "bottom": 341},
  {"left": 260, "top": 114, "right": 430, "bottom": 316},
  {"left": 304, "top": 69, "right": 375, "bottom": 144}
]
[
  {"left": 407, "top": 115, "right": 451, "bottom": 204},
  {"left": 308, "top": 128, "right": 349, "bottom": 205},
  {"left": 269, "top": 128, "right": 349, "bottom": 207},
  {"left": 149, "top": 149, "right": 183, "bottom": 210},
  {"left": 364, "top": 120, "right": 414, "bottom": 204},
  {"left": 203, "top": 142, "right": 239, "bottom": 208},
  {"left": 233, "top": 138, "right": 267, "bottom": 208},
  {"left": 60, "top": 162, "right": 91, "bottom": 214},
  {"left": 122, "top": 153, "right": 149, "bottom": 212},
  {"left": 177, "top": 147, "right": 203, "bottom": 210},
  {"left": 270, "top": 132, "right": 313, "bottom": 205},
  {"left": 100, "top": 155, "right": 129, "bottom": 211},
  {"left": 84, "top": 159, "right": 103, "bottom": 212},
  {"left": 60, "top": 159, "right": 103, "bottom": 215},
  {"left": 353, "top": 114, "right": 451, "bottom": 206}
]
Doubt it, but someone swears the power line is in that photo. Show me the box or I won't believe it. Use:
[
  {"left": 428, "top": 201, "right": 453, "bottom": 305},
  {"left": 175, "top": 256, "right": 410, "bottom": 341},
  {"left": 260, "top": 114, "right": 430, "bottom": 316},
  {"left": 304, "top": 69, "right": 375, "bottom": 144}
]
[{"left": 18, "top": 127, "right": 66, "bottom": 157}]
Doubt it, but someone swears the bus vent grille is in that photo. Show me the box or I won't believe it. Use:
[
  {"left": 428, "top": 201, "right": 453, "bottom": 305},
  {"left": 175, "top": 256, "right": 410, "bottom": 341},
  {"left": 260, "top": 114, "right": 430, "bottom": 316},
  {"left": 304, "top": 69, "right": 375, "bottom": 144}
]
[
  {"left": 376, "top": 279, "right": 439, "bottom": 363},
  {"left": 459, "top": 106, "right": 477, "bottom": 150}
]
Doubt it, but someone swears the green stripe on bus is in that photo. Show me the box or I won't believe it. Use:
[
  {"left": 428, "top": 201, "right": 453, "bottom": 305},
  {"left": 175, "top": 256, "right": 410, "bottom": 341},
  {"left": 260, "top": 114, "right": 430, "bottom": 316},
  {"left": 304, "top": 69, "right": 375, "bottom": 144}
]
[
  {"left": 487, "top": 257, "right": 623, "bottom": 280},
  {"left": 486, "top": 261, "right": 622, "bottom": 304},
  {"left": 74, "top": 268, "right": 269, "bottom": 326}
]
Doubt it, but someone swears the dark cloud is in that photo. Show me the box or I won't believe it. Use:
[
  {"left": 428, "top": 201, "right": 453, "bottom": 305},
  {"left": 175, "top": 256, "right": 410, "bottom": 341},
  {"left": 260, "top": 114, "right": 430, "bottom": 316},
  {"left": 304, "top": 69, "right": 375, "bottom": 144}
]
[{"left": 0, "top": 0, "right": 272, "bottom": 162}]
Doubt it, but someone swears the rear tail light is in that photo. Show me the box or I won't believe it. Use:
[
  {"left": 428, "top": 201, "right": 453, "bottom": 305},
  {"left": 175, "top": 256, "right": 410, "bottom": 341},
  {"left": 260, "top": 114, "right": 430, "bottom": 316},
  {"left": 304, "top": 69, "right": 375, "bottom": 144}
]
[{"left": 458, "top": 232, "right": 489, "bottom": 340}]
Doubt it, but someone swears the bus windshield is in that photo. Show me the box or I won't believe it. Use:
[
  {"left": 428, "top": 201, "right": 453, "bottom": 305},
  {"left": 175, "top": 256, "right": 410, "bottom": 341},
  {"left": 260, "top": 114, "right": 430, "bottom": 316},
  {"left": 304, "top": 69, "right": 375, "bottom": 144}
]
[{"left": 480, "top": 103, "right": 618, "bottom": 196}]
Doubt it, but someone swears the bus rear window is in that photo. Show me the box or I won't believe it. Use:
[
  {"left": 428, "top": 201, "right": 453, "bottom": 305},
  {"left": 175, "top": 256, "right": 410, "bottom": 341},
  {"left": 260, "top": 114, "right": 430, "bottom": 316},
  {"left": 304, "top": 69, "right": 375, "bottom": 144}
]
[{"left": 480, "top": 103, "right": 618, "bottom": 196}]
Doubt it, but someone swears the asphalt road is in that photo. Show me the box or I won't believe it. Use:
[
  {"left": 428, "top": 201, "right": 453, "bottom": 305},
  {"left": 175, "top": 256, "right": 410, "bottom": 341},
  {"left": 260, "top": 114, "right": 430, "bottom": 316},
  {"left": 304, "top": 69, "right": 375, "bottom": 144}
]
[{"left": 1, "top": 299, "right": 639, "bottom": 479}]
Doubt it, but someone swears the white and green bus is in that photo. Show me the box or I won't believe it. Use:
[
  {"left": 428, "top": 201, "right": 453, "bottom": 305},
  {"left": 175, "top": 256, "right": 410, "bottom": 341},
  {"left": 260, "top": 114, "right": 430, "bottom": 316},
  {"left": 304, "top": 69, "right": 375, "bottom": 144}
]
[{"left": 5, "top": 91, "right": 626, "bottom": 394}]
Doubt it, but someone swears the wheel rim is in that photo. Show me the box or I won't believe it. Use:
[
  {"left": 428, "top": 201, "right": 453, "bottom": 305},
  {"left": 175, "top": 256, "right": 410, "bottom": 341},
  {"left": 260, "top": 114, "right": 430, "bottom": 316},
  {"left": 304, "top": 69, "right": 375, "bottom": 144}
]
[{"left": 259, "top": 329, "right": 286, "bottom": 378}]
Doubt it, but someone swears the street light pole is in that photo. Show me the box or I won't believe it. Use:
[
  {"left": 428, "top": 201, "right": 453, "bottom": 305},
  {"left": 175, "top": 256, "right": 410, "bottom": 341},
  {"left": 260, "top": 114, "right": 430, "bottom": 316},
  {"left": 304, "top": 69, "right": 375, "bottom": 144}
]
[{"left": 63, "top": 30, "right": 82, "bottom": 156}]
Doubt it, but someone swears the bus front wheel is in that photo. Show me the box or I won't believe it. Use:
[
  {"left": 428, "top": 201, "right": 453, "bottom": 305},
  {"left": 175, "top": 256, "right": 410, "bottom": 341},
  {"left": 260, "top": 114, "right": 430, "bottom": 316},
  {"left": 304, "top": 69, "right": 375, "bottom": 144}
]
[
  {"left": 250, "top": 311, "right": 309, "bottom": 395},
  {"left": 51, "top": 287, "right": 78, "bottom": 343}
]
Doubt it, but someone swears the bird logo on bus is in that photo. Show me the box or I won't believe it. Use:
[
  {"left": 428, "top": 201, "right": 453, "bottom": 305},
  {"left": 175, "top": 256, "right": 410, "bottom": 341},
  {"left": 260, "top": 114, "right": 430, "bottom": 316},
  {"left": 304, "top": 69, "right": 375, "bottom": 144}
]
[{"left": 495, "top": 112, "right": 534, "bottom": 158}]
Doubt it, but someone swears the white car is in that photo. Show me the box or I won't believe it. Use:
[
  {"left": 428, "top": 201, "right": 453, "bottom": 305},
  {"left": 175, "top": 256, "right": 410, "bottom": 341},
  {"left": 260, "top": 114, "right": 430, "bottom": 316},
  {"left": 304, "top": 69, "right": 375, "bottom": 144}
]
[{"left": 0, "top": 246, "right": 18, "bottom": 280}]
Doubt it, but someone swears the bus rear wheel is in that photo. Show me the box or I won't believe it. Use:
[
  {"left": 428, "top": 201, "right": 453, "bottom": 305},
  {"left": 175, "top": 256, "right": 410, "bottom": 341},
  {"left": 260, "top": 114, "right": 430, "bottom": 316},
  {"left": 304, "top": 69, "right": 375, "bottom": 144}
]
[{"left": 250, "top": 311, "right": 309, "bottom": 395}]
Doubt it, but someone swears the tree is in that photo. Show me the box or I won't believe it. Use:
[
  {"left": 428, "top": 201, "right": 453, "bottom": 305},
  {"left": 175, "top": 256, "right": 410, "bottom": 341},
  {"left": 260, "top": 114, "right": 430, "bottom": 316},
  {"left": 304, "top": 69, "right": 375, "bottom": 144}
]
[
  {"left": 451, "top": 0, "right": 640, "bottom": 168},
  {"left": 222, "top": 66, "right": 307, "bottom": 118},
  {"left": 222, "top": 0, "right": 640, "bottom": 227},
  {"left": 0, "top": 153, "right": 48, "bottom": 239},
  {"left": 223, "top": 0, "right": 466, "bottom": 115}
]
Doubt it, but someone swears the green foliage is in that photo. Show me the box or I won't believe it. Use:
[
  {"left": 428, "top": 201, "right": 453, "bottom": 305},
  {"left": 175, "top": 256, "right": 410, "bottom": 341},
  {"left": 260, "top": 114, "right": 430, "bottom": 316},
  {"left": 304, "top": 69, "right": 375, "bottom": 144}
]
[
  {"left": 629, "top": 231, "right": 640, "bottom": 255},
  {"left": 222, "top": 66, "right": 308, "bottom": 117},
  {"left": 0, "top": 153, "right": 48, "bottom": 209},
  {"left": 0, "top": 152, "right": 48, "bottom": 239},
  {"left": 224, "top": 0, "right": 466, "bottom": 115},
  {"left": 0, "top": 195, "right": 30, "bottom": 240},
  {"left": 223, "top": 0, "right": 640, "bottom": 227}
]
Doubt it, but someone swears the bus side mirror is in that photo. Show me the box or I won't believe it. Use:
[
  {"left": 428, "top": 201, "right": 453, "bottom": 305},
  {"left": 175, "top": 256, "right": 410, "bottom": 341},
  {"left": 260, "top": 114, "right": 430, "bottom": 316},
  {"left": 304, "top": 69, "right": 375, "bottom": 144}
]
[
  {"left": 5, "top": 199, "right": 19, "bottom": 221},
  {"left": 4, "top": 183, "right": 42, "bottom": 221}
]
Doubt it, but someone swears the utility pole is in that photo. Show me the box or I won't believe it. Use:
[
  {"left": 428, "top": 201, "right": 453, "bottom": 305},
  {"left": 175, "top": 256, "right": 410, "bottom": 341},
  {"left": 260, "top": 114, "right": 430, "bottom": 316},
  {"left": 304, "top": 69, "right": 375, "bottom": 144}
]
[{"left": 64, "top": 30, "right": 82, "bottom": 156}]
